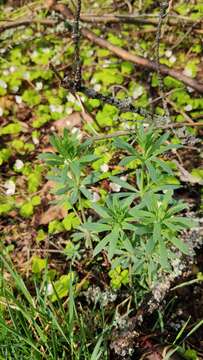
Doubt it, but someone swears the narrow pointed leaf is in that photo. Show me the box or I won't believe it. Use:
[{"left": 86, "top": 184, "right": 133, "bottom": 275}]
[
  {"left": 83, "top": 223, "right": 111, "bottom": 233},
  {"left": 170, "top": 237, "right": 190, "bottom": 255},
  {"left": 159, "top": 238, "right": 170, "bottom": 269},
  {"left": 93, "top": 234, "right": 111, "bottom": 256}
]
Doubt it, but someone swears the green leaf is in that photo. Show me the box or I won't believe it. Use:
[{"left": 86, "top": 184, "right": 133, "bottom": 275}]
[
  {"left": 62, "top": 213, "right": 80, "bottom": 231},
  {"left": 154, "top": 144, "right": 181, "bottom": 157},
  {"left": 154, "top": 158, "right": 174, "bottom": 175},
  {"left": 161, "top": 190, "right": 173, "bottom": 211},
  {"left": 80, "top": 154, "right": 99, "bottom": 163},
  {"left": 170, "top": 237, "right": 190, "bottom": 255},
  {"left": 79, "top": 186, "right": 92, "bottom": 200},
  {"left": 129, "top": 207, "right": 154, "bottom": 218},
  {"left": 20, "top": 202, "right": 34, "bottom": 218},
  {"left": 146, "top": 161, "right": 158, "bottom": 182},
  {"left": 38, "top": 153, "right": 64, "bottom": 166},
  {"left": 159, "top": 238, "right": 169, "bottom": 269},
  {"left": 146, "top": 237, "right": 156, "bottom": 254},
  {"left": 83, "top": 223, "right": 111, "bottom": 233},
  {"left": 143, "top": 192, "right": 158, "bottom": 213},
  {"left": 114, "top": 138, "right": 137, "bottom": 155},
  {"left": 152, "top": 132, "right": 169, "bottom": 151},
  {"left": 31, "top": 195, "right": 41, "bottom": 206},
  {"left": 90, "top": 336, "right": 103, "bottom": 360},
  {"left": 153, "top": 222, "right": 161, "bottom": 243},
  {"left": 119, "top": 155, "right": 138, "bottom": 166},
  {"left": 108, "top": 227, "right": 120, "bottom": 259},
  {"left": 167, "top": 203, "right": 188, "bottom": 216},
  {"left": 93, "top": 235, "right": 111, "bottom": 256},
  {"left": 92, "top": 204, "right": 109, "bottom": 218},
  {"left": 171, "top": 217, "right": 196, "bottom": 228},
  {"left": 69, "top": 189, "right": 79, "bottom": 204},
  {"left": 0, "top": 123, "right": 21, "bottom": 136},
  {"left": 51, "top": 273, "right": 75, "bottom": 302},
  {"left": 32, "top": 256, "right": 46, "bottom": 273}
]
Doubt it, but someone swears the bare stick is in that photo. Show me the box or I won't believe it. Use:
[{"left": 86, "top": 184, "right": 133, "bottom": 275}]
[
  {"left": 52, "top": 2, "right": 203, "bottom": 93},
  {"left": 0, "top": 19, "right": 57, "bottom": 33},
  {"left": 79, "top": 13, "right": 203, "bottom": 27},
  {"left": 89, "top": 122, "right": 203, "bottom": 141}
]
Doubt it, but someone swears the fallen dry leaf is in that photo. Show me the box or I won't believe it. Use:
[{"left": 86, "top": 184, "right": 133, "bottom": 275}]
[
  {"left": 39, "top": 205, "right": 67, "bottom": 225},
  {"left": 80, "top": 111, "right": 94, "bottom": 124},
  {"left": 54, "top": 112, "right": 82, "bottom": 133}
]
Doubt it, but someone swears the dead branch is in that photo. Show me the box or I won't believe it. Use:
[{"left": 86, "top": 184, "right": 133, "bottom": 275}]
[
  {"left": 90, "top": 122, "right": 203, "bottom": 141},
  {"left": 79, "top": 13, "right": 203, "bottom": 28},
  {"left": 51, "top": 2, "right": 203, "bottom": 94},
  {"left": 0, "top": 19, "right": 57, "bottom": 33}
]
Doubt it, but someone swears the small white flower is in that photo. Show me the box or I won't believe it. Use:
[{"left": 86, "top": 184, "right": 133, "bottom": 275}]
[
  {"left": 110, "top": 182, "right": 121, "bottom": 192},
  {"left": 23, "top": 72, "right": 30, "bottom": 80},
  {"left": 32, "top": 50, "right": 38, "bottom": 57},
  {"left": 75, "top": 100, "right": 81, "bottom": 107},
  {"left": 165, "top": 49, "right": 172, "bottom": 58},
  {"left": 11, "top": 86, "right": 19, "bottom": 93},
  {"left": 183, "top": 68, "right": 193, "bottom": 78},
  {"left": 92, "top": 192, "right": 100, "bottom": 203},
  {"left": 100, "top": 164, "right": 109, "bottom": 172},
  {"left": 35, "top": 81, "right": 43, "bottom": 91},
  {"left": 71, "top": 127, "right": 82, "bottom": 140},
  {"left": 66, "top": 93, "right": 76, "bottom": 103},
  {"left": 184, "top": 104, "right": 193, "bottom": 112},
  {"left": 0, "top": 107, "right": 3, "bottom": 116},
  {"left": 90, "top": 77, "right": 97, "bottom": 85},
  {"left": 14, "top": 159, "right": 24, "bottom": 170},
  {"left": 33, "top": 137, "right": 39, "bottom": 145},
  {"left": 71, "top": 127, "right": 78, "bottom": 134},
  {"left": 87, "top": 50, "right": 94, "bottom": 57},
  {"left": 15, "top": 95, "right": 22, "bottom": 104},
  {"left": 65, "top": 107, "right": 73, "bottom": 115},
  {"left": 187, "top": 86, "right": 194, "bottom": 93},
  {"left": 0, "top": 79, "right": 7, "bottom": 89},
  {"left": 132, "top": 85, "right": 143, "bottom": 99},
  {"left": 65, "top": 120, "right": 71, "bottom": 127},
  {"left": 4, "top": 180, "right": 16, "bottom": 196},
  {"left": 42, "top": 48, "right": 50, "bottom": 53},
  {"left": 54, "top": 59, "right": 61, "bottom": 66},
  {"left": 120, "top": 175, "right": 127, "bottom": 181},
  {"left": 46, "top": 283, "right": 53, "bottom": 295},
  {"left": 169, "top": 55, "right": 176, "bottom": 64},
  {"left": 49, "top": 104, "right": 63, "bottom": 113},
  {"left": 10, "top": 66, "right": 16, "bottom": 73},
  {"left": 3, "top": 69, "right": 9, "bottom": 76},
  {"left": 93, "top": 84, "right": 101, "bottom": 92}
]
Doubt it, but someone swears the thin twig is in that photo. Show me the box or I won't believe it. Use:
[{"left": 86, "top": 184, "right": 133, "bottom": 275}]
[
  {"left": 0, "top": 19, "right": 57, "bottom": 33},
  {"left": 166, "top": 98, "right": 194, "bottom": 124},
  {"left": 155, "top": 0, "right": 170, "bottom": 120},
  {"left": 89, "top": 122, "right": 203, "bottom": 141},
  {"left": 79, "top": 13, "right": 203, "bottom": 27},
  {"left": 72, "top": 0, "right": 82, "bottom": 90},
  {"left": 51, "top": 2, "right": 203, "bottom": 93}
]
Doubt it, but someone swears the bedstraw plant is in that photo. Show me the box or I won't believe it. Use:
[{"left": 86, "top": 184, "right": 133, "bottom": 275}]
[{"left": 40, "top": 125, "right": 195, "bottom": 289}]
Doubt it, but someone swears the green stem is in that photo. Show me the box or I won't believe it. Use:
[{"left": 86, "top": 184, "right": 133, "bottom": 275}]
[{"left": 78, "top": 194, "right": 86, "bottom": 223}]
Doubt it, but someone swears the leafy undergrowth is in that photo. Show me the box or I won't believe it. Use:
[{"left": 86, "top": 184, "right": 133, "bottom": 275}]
[{"left": 0, "top": 0, "right": 203, "bottom": 359}]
